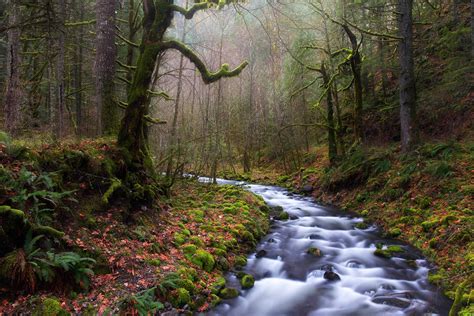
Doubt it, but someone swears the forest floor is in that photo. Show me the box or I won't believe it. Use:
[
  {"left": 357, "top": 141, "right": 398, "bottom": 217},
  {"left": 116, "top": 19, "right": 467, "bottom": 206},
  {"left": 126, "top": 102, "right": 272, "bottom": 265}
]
[
  {"left": 232, "top": 141, "right": 473, "bottom": 315},
  {"left": 0, "top": 139, "right": 269, "bottom": 314}
]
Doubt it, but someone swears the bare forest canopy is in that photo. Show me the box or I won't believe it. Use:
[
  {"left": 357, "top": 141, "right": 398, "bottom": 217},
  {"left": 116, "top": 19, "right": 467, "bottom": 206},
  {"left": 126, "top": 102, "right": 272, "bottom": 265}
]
[{"left": 1, "top": 0, "right": 473, "bottom": 177}]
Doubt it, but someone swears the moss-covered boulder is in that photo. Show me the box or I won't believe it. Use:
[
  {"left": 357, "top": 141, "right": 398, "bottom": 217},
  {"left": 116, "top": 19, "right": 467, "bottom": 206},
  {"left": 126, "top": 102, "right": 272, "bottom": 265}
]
[
  {"left": 275, "top": 211, "right": 289, "bottom": 221},
  {"left": 374, "top": 245, "right": 404, "bottom": 259},
  {"left": 219, "top": 287, "right": 239, "bottom": 299},
  {"left": 170, "top": 288, "right": 191, "bottom": 307},
  {"left": 190, "top": 249, "right": 215, "bottom": 272},
  {"left": 234, "top": 255, "right": 247, "bottom": 268},
  {"left": 33, "top": 297, "right": 69, "bottom": 316},
  {"left": 354, "top": 222, "right": 369, "bottom": 229},
  {"left": 240, "top": 274, "right": 255, "bottom": 289}
]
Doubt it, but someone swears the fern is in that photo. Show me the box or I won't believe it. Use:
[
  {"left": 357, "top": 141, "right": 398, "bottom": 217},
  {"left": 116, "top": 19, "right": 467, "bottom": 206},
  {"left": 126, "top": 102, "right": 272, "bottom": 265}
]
[{"left": 127, "top": 287, "right": 163, "bottom": 316}]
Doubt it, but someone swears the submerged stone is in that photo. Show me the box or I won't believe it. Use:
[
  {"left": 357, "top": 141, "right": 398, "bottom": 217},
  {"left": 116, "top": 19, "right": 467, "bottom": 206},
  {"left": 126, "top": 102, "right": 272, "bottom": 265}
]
[
  {"left": 219, "top": 287, "right": 239, "bottom": 299},
  {"left": 240, "top": 274, "right": 255, "bottom": 289},
  {"left": 324, "top": 271, "right": 341, "bottom": 281},
  {"left": 256, "top": 249, "right": 267, "bottom": 258}
]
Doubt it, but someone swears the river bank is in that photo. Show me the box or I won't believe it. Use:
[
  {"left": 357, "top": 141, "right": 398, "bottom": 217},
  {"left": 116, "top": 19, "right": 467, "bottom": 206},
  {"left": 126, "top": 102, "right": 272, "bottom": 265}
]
[
  {"left": 238, "top": 142, "right": 473, "bottom": 315},
  {"left": 0, "top": 140, "right": 269, "bottom": 314}
]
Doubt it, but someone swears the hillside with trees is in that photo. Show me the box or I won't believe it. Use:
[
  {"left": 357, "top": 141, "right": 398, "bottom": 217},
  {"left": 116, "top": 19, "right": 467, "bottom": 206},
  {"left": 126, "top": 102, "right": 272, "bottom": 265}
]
[{"left": 0, "top": 0, "right": 473, "bottom": 314}]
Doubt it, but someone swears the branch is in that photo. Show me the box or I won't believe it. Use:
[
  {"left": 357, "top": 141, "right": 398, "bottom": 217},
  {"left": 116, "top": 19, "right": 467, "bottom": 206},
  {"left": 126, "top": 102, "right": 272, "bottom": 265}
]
[
  {"left": 64, "top": 19, "right": 96, "bottom": 27},
  {"left": 144, "top": 115, "right": 167, "bottom": 125},
  {"left": 116, "top": 32, "right": 140, "bottom": 48},
  {"left": 147, "top": 90, "right": 173, "bottom": 100},
  {"left": 116, "top": 59, "right": 137, "bottom": 70},
  {"left": 169, "top": 2, "right": 210, "bottom": 19},
  {"left": 161, "top": 40, "right": 248, "bottom": 84}
]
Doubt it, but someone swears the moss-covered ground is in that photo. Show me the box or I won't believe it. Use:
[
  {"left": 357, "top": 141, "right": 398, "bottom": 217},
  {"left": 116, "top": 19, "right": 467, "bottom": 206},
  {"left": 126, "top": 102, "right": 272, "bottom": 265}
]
[{"left": 0, "top": 139, "right": 269, "bottom": 314}]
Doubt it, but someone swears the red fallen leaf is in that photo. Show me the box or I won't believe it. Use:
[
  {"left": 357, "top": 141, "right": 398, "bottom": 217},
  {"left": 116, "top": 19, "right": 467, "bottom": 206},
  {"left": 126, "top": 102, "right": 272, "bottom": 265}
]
[{"left": 198, "top": 303, "right": 210, "bottom": 312}]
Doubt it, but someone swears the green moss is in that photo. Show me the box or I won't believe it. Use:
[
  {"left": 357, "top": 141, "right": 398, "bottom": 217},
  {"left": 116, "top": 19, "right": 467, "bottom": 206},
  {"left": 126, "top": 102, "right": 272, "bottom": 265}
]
[
  {"left": 259, "top": 205, "right": 270, "bottom": 213},
  {"left": 210, "top": 294, "right": 222, "bottom": 307},
  {"left": 190, "top": 249, "right": 215, "bottom": 272},
  {"left": 428, "top": 270, "right": 445, "bottom": 286},
  {"left": 360, "top": 209, "right": 369, "bottom": 217},
  {"left": 170, "top": 288, "right": 191, "bottom": 307},
  {"left": 374, "top": 244, "right": 404, "bottom": 258},
  {"left": 355, "top": 222, "right": 369, "bottom": 229},
  {"left": 307, "top": 247, "right": 322, "bottom": 256},
  {"left": 421, "top": 220, "right": 439, "bottom": 232},
  {"left": 276, "top": 211, "right": 289, "bottom": 221},
  {"left": 173, "top": 232, "right": 187, "bottom": 246},
  {"left": 33, "top": 297, "right": 68, "bottom": 316},
  {"left": 214, "top": 248, "right": 226, "bottom": 257},
  {"left": 240, "top": 274, "right": 255, "bottom": 289},
  {"left": 182, "top": 244, "right": 198, "bottom": 255},
  {"left": 211, "top": 276, "right": 226, "bottom": 294},
  {"left": 146, "top": 259, "right": 161, "bottom": 267},
  {"left": 219, "top": 287, "right": 239, "bottom": 299},
  {"left": 234, "top": 256, "right": 247, "bottom": 268},
  {"left": 385, "top": 228, "right": 402, "bottom": 238}
]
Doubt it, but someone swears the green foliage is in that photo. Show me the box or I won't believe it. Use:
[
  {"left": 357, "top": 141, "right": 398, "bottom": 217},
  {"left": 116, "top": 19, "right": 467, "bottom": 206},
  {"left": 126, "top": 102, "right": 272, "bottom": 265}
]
[
  {"left": 126, "top": 287, "right": 163, "bottom": 316},
  {"left": 46, "top": 252, "right": 96, "bottom": 290},
  {"left": 374, "top": 244, "right": 404, "bottom": 258},
  {"left": 322, "top": 148, "right": 392, "bottom": 191},
  {"left": 424, "top": 160, "right": 453, "bottom": 179},
  {"left": 2, "top": 167, "right": 74, "bottom": 225},
  {"left": 170, "top": 288, "right": 191, "bottom": 307},
  {"left": 33, "top": 297, "right": 68, "bottom": 316}
]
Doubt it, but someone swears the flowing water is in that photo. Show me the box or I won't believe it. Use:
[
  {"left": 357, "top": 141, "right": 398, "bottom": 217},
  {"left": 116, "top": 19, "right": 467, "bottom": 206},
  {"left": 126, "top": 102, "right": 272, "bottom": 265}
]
[{"left": 202, "top": 178, "right": 452, "bottom": 316}]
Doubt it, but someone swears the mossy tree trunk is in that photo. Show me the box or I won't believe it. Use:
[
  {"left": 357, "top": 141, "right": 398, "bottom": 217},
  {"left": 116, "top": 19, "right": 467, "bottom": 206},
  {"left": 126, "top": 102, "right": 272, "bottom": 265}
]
[
  {"left": 321, "top": 63, "right": 337, "bottom": 166},
  {"left": 341, "top": 25, "right": 363, "bottom": 143},
  {"left": 117, "top": 0, "right": 248, "bottom": 174}
]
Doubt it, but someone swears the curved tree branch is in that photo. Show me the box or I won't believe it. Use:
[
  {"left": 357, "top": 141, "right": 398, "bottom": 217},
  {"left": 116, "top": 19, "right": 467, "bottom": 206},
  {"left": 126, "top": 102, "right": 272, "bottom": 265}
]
[
  {"left": 169, "top": 2, "right": 210, "bottom": 19},
  {"left": 160, "top": 40, "right": 248, "bottom": 84}
]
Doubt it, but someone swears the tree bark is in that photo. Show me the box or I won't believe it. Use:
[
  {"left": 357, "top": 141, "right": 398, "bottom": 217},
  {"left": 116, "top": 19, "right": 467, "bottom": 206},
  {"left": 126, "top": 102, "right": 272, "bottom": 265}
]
[
  {"left": 341, "top": 25, "right": 363, "bottom": 143},
  {"left": 95, "top": 0, "right": 118, "bottom": 135},
  {"left": 398, "top": 0, "right": 418, "bottom": 152},
  {"left": 73, "top": 0, "right": 84, "bottom": 136},
  {"left": 471, "top": 0, "right": 474, "bottom": 59},
  {"left": 4, "top": 0, "right": 22, "bottom": 136},
  {"left": 54, "top": 0, "right": 66, "bottom": 140}
]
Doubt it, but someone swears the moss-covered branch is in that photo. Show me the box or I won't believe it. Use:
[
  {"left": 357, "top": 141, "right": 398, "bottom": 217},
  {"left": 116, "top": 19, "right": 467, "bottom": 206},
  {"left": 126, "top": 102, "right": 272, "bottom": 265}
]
[
  {"left": 169, "top": 2, "right": 210, "bottom": 19},
  {"left": 160, "top": 40, "right": 248, "bottom": 84}
]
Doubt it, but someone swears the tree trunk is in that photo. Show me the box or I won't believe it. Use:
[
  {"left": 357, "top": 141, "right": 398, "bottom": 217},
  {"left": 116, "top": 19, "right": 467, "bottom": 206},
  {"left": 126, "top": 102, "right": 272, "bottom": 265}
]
[
  {"left": 321, "top": 64, "right": 337, "bottom": 166},
  {"left": 342, "top": 25, "right": 363, "bottom": 143},
  {"left": 73, "top": 0, "right": 84, "bottom": 136},
  {"left": 398, "top": 0, "right": 418, "bottom": 152},
  {"left": 54, "top": 0, "right": 66, "bottom": 140},
  {"left": 95, "top": 0, "right": 118, "bottom": 135},
  {"left": 4, "top": 0, "right": 22, "bottom": 136},
  {"left": 471, "top": 0, "right": 474, "bottom": 59}
]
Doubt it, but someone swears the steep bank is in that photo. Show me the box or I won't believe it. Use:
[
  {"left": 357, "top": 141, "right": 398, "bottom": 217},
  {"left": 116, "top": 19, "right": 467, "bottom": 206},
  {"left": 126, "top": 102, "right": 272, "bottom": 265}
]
[
  {"left": 0, "top": 138, "right": 269, "bottom": 314},
  {"left": 273, "top": 141, "right": 473, "bottom": 315}
]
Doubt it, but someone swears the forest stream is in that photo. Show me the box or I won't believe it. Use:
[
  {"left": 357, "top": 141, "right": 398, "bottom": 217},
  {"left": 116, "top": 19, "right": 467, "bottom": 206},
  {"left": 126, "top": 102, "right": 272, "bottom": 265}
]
[{"left": 201, "top": 178, "right": 452, "bottom": 316}]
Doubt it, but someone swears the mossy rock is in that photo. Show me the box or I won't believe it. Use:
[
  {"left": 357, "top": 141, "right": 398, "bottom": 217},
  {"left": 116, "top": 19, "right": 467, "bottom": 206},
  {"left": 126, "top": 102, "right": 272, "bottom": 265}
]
[
  {"left": 360, "top": 209, "right": 369, "bottom": 217},
  {"left": 234, "top": 256, "right": 247, "bottom": 268},
  {"left": 354, "top": 222, "right": 369, "bottom": 230},
  {"left": 182, "top": 244, "right": 198, "bottom": 255},
  {"left": 213, "top": 248, "right": 227, "bottom": 257},
  {"left": 219, "top": 287, "right": 239, "bottom": 299},
  {"left": 384, "top": 228, "right": 402, "bottom": 238},
  {"left": 211, "top": 277, "right": 226, "bottom": 294},
  {"left": 190, "top": 249, "right": 215, "bottom": 272},
  {"left": 177, "top": 267, "right": 198, "bottom": 282},
  {"left": 173, "top": 232, "right": 187, "bottom": 246},
  {"left": 240, "top": 274, "right": 255, "bottom": 289},
  {"left": 307, "top": 247, "right": 322, "bottom": 257},
  {"left": 374, "top": 245, "right": 404, "bottom": 259},
  {"left": 259, "top": 205, "right": 270, "bottom": 213},
  {"left": 170, "top": 288, "right": 191, "bottom": 307},
  {"left": 33, "top": 297, "right": 69, "bottom": 316},
  {"left": 216, "top": 257, "right": 230, "bottom": 271},
  {"left": 276, "top": 211, "right": 289, "bottom": 221},
  {"left": 428, "top": 270, "right": 445, "bottom": 286}
]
